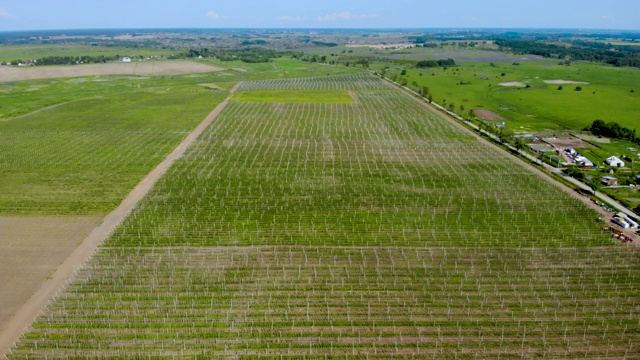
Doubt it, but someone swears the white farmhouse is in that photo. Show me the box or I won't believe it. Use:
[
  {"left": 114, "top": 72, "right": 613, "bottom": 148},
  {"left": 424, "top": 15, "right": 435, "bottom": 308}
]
[
  {"left": 121, "top": 57, "right": 132, "bottom": 63},
  {"left": 605, "top": 156, "right": 625, "bottom": 167}
]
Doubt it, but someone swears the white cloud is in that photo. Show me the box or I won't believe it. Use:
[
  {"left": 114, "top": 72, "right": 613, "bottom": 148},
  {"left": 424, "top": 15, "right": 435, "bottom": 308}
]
[
  {"left": 207, "top": 11, "right": 222, "bottom": 20},
  {"left": 0, "top": 8, "right": 10, "bottom": 18},
  {"left": 317, "top": 12, "right": 378, "bottom": 22}
]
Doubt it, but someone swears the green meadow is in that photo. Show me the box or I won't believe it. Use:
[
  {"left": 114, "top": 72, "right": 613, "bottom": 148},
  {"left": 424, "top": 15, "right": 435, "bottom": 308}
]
[
  {"left": 377, "top": 55, "right": 640, "bottom": 132},
  {"left": 298, "top": 43, "right": 639, "bottom": 132}
]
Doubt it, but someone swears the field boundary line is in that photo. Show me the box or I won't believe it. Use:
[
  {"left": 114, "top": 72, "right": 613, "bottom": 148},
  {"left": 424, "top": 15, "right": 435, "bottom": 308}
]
[{"left": 0, "top": 82, "right": 241, "bottom": 357}]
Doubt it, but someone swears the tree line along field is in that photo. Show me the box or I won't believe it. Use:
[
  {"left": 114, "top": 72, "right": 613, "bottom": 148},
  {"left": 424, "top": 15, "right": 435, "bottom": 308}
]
[{"left": 8, "top": 74, "right": 640, "bottom": 358}]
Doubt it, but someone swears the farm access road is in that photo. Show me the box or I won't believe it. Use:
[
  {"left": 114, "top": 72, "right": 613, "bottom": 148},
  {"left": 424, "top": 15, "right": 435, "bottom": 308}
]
[{"left": 0, "top": 83, "right": 240, "bottom": 357}]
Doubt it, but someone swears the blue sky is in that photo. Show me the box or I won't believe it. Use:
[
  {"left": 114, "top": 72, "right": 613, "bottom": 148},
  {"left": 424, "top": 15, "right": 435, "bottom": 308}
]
[{"left": 0, "top": 0, "right": 639, "bottom": 31}]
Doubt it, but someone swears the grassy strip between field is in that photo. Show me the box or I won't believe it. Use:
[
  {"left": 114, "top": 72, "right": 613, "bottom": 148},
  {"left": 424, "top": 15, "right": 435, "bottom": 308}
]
[{"left": 233, "top": 90, "right": 354, "bottom": 103}]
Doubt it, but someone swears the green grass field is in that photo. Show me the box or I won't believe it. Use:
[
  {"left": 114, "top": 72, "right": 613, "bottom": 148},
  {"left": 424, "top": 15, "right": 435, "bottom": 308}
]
[
  {"left": 371, "top": 51, "right": 640, "bottom": 132},
  {"left": 9, "top": 75, "right": 639, "bottom": 358}
]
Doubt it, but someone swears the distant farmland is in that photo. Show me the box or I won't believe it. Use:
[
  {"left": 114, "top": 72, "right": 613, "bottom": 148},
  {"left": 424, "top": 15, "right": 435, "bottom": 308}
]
[
  {"left": 0, "top": 61, "right": 221, "bottom": 82},
  {"left": 8, "top": 75, "right": 640, "bottom": 358}
]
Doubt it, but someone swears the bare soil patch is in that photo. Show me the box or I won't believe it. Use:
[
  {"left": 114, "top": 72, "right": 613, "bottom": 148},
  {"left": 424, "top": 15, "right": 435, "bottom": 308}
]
[
  {"left": 475, "top": 109, "right": 508, "bottom": 121},
  {"left": 544, "top": 79, "right": 589, "bottom": 85},
  {"left": 199, "top": 83, "right": 222, "bottom": 90},
  {"left": 0, "top": 61, "right": 222, "bottom": 82},
  {"left": 575, "top": 133, "right": 611, "bottom": 144},
  {"left": 346, "top": 44, "right": 414, "bottom": 50},
  {"left": 0, "top": 216, "right": 101, "bottom": 331},
  {"left": 498, "top": 81, "right": 527, "bottom": 87},
  {"left": 544, "top": 136, "right": 594, "bottom": 149}
]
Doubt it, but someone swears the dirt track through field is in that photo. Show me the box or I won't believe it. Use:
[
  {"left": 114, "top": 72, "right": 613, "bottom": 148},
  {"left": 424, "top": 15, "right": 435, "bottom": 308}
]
[{"left": 0, "top": 83, "right": 240, "bottom": 357}]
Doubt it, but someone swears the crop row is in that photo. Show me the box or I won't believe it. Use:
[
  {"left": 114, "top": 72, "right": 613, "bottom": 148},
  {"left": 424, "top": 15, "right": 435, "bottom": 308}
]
[
  {"left": 9, "top": 247, "right": 640, "bottom": 358},
  {"left": 8, "top": 75, "right": 639, "bottom": 358},
  {"left": 238, "top": 74, "right": 392, "bottom": 91},
  {"left": 108, "top": 89, "right": 610, "bottom": 248}
]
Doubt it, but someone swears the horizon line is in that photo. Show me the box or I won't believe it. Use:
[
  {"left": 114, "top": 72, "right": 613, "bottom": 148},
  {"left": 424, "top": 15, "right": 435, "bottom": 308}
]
[{"left": 2, "top": 27, "right": 640, "bottom": 33}]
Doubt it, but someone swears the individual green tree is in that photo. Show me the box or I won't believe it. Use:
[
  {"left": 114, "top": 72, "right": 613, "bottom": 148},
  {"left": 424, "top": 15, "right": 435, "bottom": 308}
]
[
  {"left": 564, "top": 165, "right": 585, "bottom": 180},
  {"left": 497, "top": 127, "right": 514, "bottom": 144},
  {"left": 514, "top": 138, "right": 527, "bottom": 151}
]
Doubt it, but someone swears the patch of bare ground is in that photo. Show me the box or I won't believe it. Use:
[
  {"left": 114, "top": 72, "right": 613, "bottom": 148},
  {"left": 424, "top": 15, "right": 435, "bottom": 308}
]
[
  {"left": 543, "top": 136, "right": 594, "bottom": 149},
  {"left": 0, "top": 61, "right": 222, "bottom": 82},
  {"left": 199, "top": 83, "right": 223, "bottom": 90},
  {"left": 543, "top": 79, "right": 589, "bottom": 85},
  {"left": 498, "top": 81, "right": 527, "bottom": 87},
  {"left": 0, "top": 216, "right": 101, "bottom": 331},
  {"left": 575, "top": 133, "right": 611, "bottom": 144},
  {"left": 475, "top": 109, "right": 508, "bottom": 121}
]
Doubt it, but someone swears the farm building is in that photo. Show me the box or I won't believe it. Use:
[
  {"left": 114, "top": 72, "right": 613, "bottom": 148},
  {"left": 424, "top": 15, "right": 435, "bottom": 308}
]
[
  {"left": 574, "top": 155, "right": 594, "bottom": 167},
  {"left": 121, "top": 57, "right": 132, "bottom": 63},
  {"left": 605, "top": 156, "right": 625, "bottom": 167},
  {"left": 601, "top": 176, "right": 618, "bottom": 186},
  {"left": 615, "top": 212, "right": 639, "bottom": 229}
]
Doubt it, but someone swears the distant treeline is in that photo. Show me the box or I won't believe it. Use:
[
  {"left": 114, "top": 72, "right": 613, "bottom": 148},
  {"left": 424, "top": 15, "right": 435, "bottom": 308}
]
[
  {"left": 590, "top": 119, "right": 639, "bottom": 144},
  {"left": 416, "top": 59, "right": 456, "bottom": 68},
  {"left": 185, "top": 48, "right": 290, "bottom": 63},
  {"left": 35, "top": 55, "right": 119, "bottom": 65},
  {"left": 4, "top": 55, "right": 134, "bottom": 66},
  {"left": 3, "top": 53, "right": 178, "bottom": 66},
  {"left": 495, "top": 39, "right": 640, "bottom": 68},
  {"left": 312, "top": 41, "right": 339, "bottom": 47}
]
